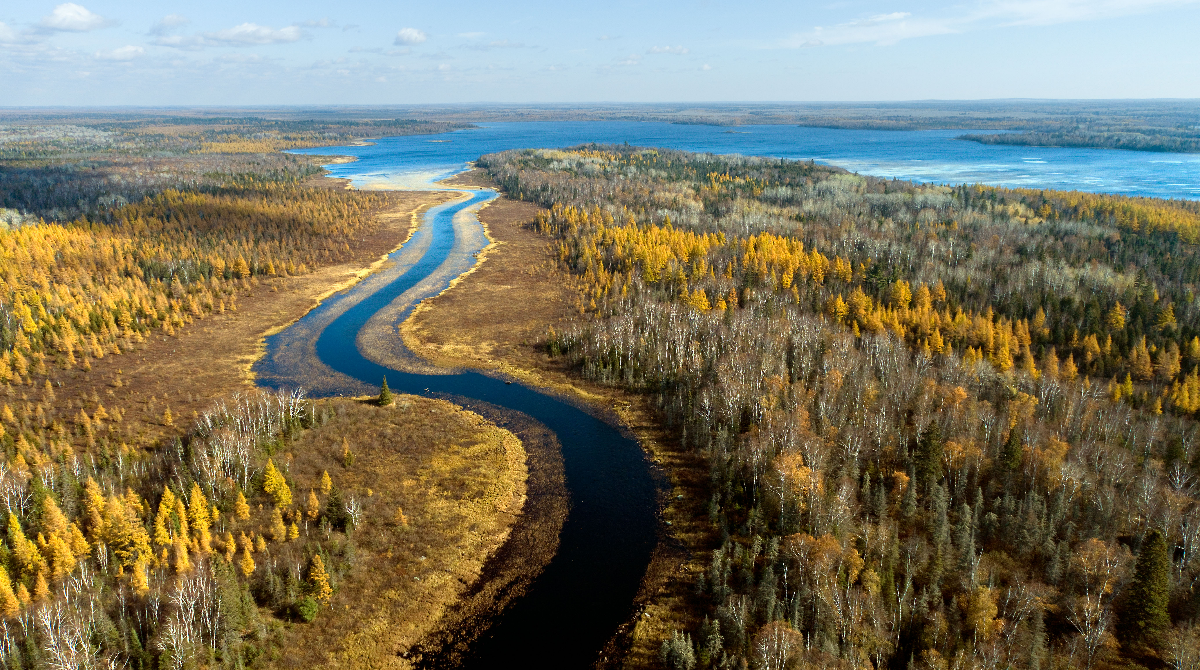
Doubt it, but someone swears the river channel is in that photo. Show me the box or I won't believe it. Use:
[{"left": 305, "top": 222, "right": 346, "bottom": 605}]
[{"left": 254, "top": 180, "right": 657, "bottom": 667}]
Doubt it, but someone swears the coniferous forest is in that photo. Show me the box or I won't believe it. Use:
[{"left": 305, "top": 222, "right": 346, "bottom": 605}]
[{"left": 479, "top": 145, "right": 1200, "bottom": 670}]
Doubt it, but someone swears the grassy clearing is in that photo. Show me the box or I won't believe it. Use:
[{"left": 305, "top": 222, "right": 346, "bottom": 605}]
[
  {"left": 263, "top": 396, "right": 527, "bottom": 668},
  {"left": 38, "top": 190, "right": 453, "bottom": 455}
]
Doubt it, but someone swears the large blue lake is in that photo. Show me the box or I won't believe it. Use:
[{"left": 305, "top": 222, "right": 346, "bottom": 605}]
[{"left": 293, "top": 121, "right": 1200, "bottom": 200}]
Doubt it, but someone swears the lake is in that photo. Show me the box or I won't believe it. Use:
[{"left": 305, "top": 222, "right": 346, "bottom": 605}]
[{"left": 292, "top": 121, "right": 1200, "bottom": 200}]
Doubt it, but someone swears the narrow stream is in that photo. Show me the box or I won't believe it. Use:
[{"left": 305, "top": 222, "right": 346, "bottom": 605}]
[{"left": 254, "top": 184, "right": 658, "bottom": 667}]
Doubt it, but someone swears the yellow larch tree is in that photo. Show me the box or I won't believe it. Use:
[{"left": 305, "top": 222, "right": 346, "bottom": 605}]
[
  {"left": 263, "top": 459, "right": 292, "bottom": 508},
  {"left": 234, "top": 490, "right": 251, "bottom": 520},
  {"left": 308, "top": 554, "right": 332, "bottom": 604},
  {"left": 0, "top": 567, "right": 19, "bottom": 617},
  {"left": 239, "top": 546, "right": 255, "bottom": 577},
  {"left": 187, "top": 482, "right": 211, "bottom": 553}
]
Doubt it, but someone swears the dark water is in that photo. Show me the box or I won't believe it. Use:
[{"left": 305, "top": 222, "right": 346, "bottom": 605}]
[
  {"left": 256, "top": 187, "right": 657, "bottom": 667},
  {"left": 291, "top": 121, "right": 1200, "bottom": 200}
]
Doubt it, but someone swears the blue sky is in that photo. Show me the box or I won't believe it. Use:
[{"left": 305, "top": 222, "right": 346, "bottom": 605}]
[{"left": 1, "top": 0, "right": 1198, "bottom": 105}]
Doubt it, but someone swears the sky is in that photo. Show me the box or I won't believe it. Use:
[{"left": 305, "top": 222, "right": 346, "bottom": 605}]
[{"left": 1, "top": 0, "right": 1198, "bottom": 105}]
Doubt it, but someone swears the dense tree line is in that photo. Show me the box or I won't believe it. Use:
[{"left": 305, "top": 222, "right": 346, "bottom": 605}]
[
  {"left": 481, "top": 145, "right": 1200, "bottom": 669},
  {"left": 0, "top": 115, "right": 472, "bottom": 222},
  {"left": 0, "top": 152, "right": 324, "bottom": 222},
  {"left": 0, "top": 116, "right": 472, "bottom": 161},
  {"left": 0, "top": 178, "right": 396, "bottom": 384},
  {"left": 960, "top": 131, "right": 1200, "bottom": 154}
]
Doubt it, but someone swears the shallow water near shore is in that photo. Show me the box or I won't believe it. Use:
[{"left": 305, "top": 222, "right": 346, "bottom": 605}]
[{"left": 291, "top": 120, "right": 1200, "bottom": 200}]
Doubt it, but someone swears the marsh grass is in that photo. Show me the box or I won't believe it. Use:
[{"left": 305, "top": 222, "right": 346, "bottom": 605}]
[{"left": 263, "top": 396, "right": 526, "bottom": 668}]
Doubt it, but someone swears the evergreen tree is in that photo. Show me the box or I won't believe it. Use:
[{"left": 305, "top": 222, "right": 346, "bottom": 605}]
[
  {"left": 956, "top": 502, "right": 975, "bottom": 572},
  {"left": 1001, "top": 427, "right": 1023, "bottom": 471},
  {"left": 901, "top": 471, "right": 917, "bottom": 520},
  {"left": 915, "top": 422, "right": 944, "bottom": 490},
  {"left": 1029, "top": 606, "right": 1047, "bottom": 670},
  {"left": 1118, "top": 529, "right": 1171, "bottom": 653},
  {"left": 324, "top": 485, "right": 348, "bottom": 531},
  {"left": 378, "top": 376, "right": 394, "bottom": 406}
]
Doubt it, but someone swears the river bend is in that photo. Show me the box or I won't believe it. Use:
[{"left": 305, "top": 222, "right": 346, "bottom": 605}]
[{"left": 254, "top": 182, "right": 657, "bottom": 667}]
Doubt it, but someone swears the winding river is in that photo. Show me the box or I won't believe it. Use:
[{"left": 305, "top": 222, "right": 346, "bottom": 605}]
[{"left": 254, "top": 183, "right": 657, "bottom": 667}]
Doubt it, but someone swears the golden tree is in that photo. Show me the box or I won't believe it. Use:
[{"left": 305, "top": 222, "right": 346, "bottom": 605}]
[
  {"left": 234, "top": 491, "right": 251, "bottom": 521},
  {"left": 0, "top": 567, "right": 19, "bottom": 617},
  {"left": 269, "top": 507, "right": 287, "bottom": 543},
  {"left": 309, "top": 554, "right": 332, "bottom": 604},
  {"left": 306, "top": 489, "right": 320, "bottom": 522},
  {"left": 239, "top": 546, "right": 256, "bottom": 577},
  {"left": 263, "top": 459, "right": 293, "bottom": 508}
]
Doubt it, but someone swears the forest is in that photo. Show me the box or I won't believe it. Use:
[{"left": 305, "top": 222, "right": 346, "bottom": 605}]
[
  {"left": 7, "top": 106, "right": 1200, "bottom": 668},
  {"left": 0, "top": 116, "right": 515, "bottom": 668},
  {"left": 478, "top": 145, "right": 1200, "bottom": 670},
  {"left": 959, "top": 131, "right": 1200, "bottom": 154},
  {"left": 0, "top": 113, "right": 471, "bottom": 222}
]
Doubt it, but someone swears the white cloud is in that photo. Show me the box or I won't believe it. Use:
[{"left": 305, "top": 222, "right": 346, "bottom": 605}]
[
  {"left": 206, "top": 23, "right": 302, "bottom": 45},
  {"left": 784, "top": 11, "right": 953, "bottom": 47},
  {"left": 617, "top": 54, "right": 641, "bottom": 66},
  {"left": 0, "top": 22, "right": 20, "bottom": 43},
  {"left": 96, "top": 45, "right": 144, "bottom": 61},
  {"left": 40, "top": 3, "right": 112, "bottom": 32},
  {"left": 153, "top": 22, "right": 302, "bottom": 49},
  {"left": 216, "top": 53, "right": 269, "bottom": 64},
  {"left": 782, "top": 0, "right": 1199, "bottom": 48},
  {"left": 982, "top": 0, "right": 1198, "bottom": 26},
  {"left": 648, "top": 45, "right": 688, "bottom": 55},
  {"left": 467, "top": 39, "right": 527, "bottom": 50},
  {"left": 152, "top": 34, "right": 206, "bottom": 50},
  {"left": 150, "top": 14, "right": 189, "bottom": 36},
  {"left": 395, "top": 28, "right": 427, "bottom": 45}
]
